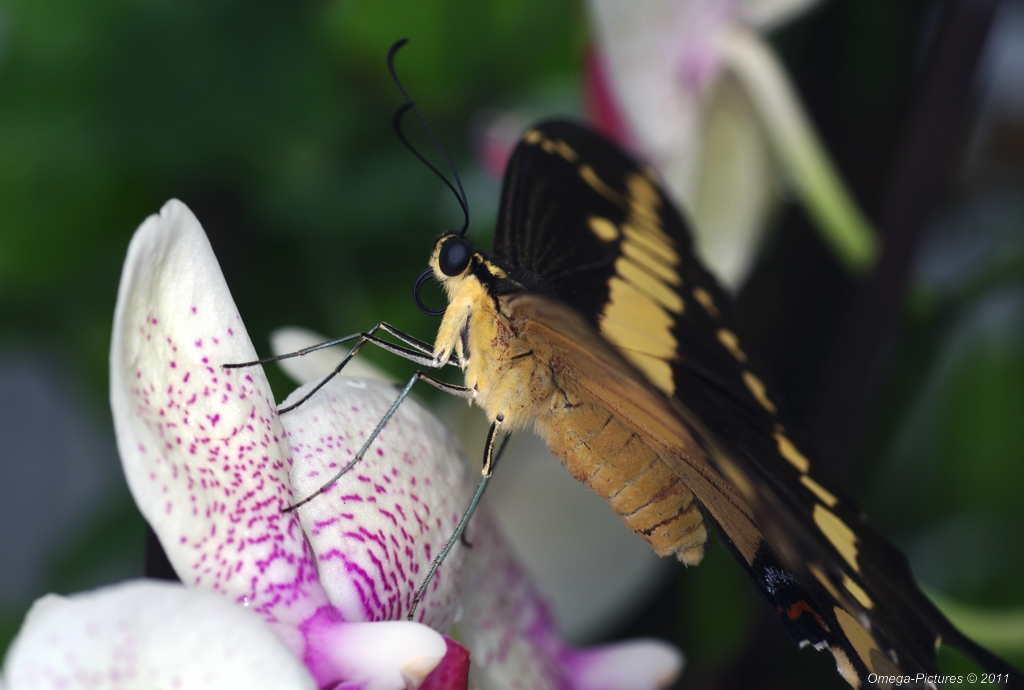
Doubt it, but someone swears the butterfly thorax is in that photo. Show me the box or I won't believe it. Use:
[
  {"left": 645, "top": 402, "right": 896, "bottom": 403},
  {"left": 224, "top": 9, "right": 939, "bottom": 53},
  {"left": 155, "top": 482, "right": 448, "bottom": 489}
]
[{"left": 430, "top": 237, "right": 546, "bottom": 431}]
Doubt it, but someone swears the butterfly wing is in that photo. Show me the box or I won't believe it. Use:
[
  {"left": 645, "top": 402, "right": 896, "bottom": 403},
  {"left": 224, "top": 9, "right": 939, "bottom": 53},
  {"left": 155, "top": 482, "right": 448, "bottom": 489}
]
[{"left": 492, "top": 120, "right": 1020, "bottom": 687}]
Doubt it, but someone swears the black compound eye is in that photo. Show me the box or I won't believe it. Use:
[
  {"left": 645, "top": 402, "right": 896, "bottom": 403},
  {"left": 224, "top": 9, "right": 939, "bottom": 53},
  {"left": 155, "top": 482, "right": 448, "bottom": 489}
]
[{"left": 439, "top": 237, "right": 472, "bottom": 276}]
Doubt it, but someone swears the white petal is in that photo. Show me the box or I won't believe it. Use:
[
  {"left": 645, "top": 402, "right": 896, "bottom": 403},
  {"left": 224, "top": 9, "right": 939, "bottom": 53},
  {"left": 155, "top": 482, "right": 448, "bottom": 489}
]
[
  {"left": 563, "top": 639, "right": 683, "bottom": 690},
  {"left": 302, "top": 615, "right": 448, "bottom": 690},
  {"left": 718, "top": 26, "right": 879, "bottom": 270},
  {"left": 269, "top": 327, "right": 394, "bottom": 385},
  {"left": 282, "top": 377, "right": 472, "bottom": 628},
  {"left": 736, "top": 0, "right": 821, "bottom": 31},
  {"left": 110, "top": 199, "right": 328, "bottom": 624},
  {"left": 691, "top": 71, "right": 778, "bottom": 289},
  {"left": 2, "top": 580, "right": 316, "bottom": 690}
]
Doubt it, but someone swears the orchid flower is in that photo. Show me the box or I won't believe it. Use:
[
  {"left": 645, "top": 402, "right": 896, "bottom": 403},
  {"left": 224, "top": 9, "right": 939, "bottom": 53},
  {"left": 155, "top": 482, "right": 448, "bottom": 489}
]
[
  {"left": 1, "top": 200, "right": 682, "bottom": 690},
  {"left": 586, "top": 0, "right": 879, "bottom": 289}
]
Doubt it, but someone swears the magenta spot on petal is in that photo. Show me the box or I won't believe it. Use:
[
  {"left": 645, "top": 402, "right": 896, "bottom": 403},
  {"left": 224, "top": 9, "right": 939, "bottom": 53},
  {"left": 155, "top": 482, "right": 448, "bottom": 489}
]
[
  {"left": 191, "top": 306, "right": 197, "bottom": 314},
  {"left": 320, "top": 548, "right": 344, "bottom": 562},
  {"left": 195, "top": 339, "right": 202, "bottom": 348},
  {"left": 170, "top": 361, "right": 177, "bottom": 368}
]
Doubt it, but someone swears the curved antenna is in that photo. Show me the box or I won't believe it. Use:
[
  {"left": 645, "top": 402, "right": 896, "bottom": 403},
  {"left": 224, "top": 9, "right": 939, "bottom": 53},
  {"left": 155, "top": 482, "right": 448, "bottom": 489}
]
[
  {"left": 387, "top": 39, "right": 469, "bottom": 237},
  {"left": 413, "top": 267, "right": 447, "bottom": 316}
]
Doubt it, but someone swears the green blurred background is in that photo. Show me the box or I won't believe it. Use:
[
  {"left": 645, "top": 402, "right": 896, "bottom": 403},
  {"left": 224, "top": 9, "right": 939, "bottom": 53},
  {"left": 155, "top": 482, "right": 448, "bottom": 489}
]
[{"left": 0, "top": 0, "right": 1021, "bottom": 687}]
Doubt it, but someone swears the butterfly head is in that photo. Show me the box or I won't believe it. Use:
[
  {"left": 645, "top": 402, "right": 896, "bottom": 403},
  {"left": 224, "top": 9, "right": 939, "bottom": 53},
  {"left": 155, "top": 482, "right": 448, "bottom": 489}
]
[
  {"left": 428, "top": 233, "right": 511, "bottom": 301},
  {"left": 432, "top": 233, "right": 473, "bottom": 278}
]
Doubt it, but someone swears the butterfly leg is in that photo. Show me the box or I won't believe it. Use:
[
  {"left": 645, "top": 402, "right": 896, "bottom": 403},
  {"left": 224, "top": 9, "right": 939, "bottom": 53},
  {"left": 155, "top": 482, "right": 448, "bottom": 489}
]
[
  {"left": 224, "top": 322, "right": 456, "bottom": 414},
  {"left": 408, "top": 415, "right": 509, "bottom": 620},
  {"left": 460, "top": 422, "right": 513, "bottom": 548},
  {"left": 226, "top": 322, "right": 436, "bottom": 368},
  {"left": 286, "top": 370, "right": 473, "bottom": 512}
]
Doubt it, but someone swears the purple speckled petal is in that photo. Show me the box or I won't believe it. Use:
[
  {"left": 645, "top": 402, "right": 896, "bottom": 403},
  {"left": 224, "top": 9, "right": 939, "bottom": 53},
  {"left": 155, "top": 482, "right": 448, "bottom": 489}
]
[
  {"left": 110, "top": 199, "right": 327, "bottom": 625},
  {"left": 2, "top": 580, "right": 317, "bottom": 690},
  {"left": 454, "top": 508, "right": 568, "bottom": 690},
  {"left": 454, "top": 509, "right": 684, "bottom": 690},
  {"left": 283, "top": 377, "right": 472, "bottom": 629}
]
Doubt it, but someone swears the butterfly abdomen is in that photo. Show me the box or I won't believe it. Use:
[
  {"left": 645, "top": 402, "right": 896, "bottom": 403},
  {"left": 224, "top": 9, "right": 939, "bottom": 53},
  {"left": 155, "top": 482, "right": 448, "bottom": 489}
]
[{"left": 536, "top": 392, "right": 707, "bottom": 565}]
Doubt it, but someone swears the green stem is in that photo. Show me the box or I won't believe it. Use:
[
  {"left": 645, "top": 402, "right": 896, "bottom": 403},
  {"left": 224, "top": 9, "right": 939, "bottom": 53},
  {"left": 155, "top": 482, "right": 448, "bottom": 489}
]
[
  {"left": 719, "top": 25, "right": 880, "bottom": 273},
  {"left": 927, "top": 589, "right": 1024, "bottom": 655}
]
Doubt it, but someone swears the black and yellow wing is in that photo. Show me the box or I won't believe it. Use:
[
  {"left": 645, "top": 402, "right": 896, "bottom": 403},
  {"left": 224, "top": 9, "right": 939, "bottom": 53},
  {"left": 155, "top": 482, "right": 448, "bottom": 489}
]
[{"left": 491, "top": 120, "right": 1020, "bottom": 688}]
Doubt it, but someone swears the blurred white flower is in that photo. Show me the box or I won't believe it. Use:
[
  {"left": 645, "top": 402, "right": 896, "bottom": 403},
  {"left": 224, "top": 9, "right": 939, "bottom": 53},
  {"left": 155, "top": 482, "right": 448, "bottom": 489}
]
[{"left": 587, "top": 0, "right": 879, "bottom": 288}]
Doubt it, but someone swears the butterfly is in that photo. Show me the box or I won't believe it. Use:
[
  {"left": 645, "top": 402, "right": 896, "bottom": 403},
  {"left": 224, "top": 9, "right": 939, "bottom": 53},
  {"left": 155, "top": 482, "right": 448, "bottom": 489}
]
[
  {"left": 406, "top": 119, "right": 1021, "bottom": 689},
  {"left": 246, "top": 41, "right": 1019, "bottom": 688}
]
